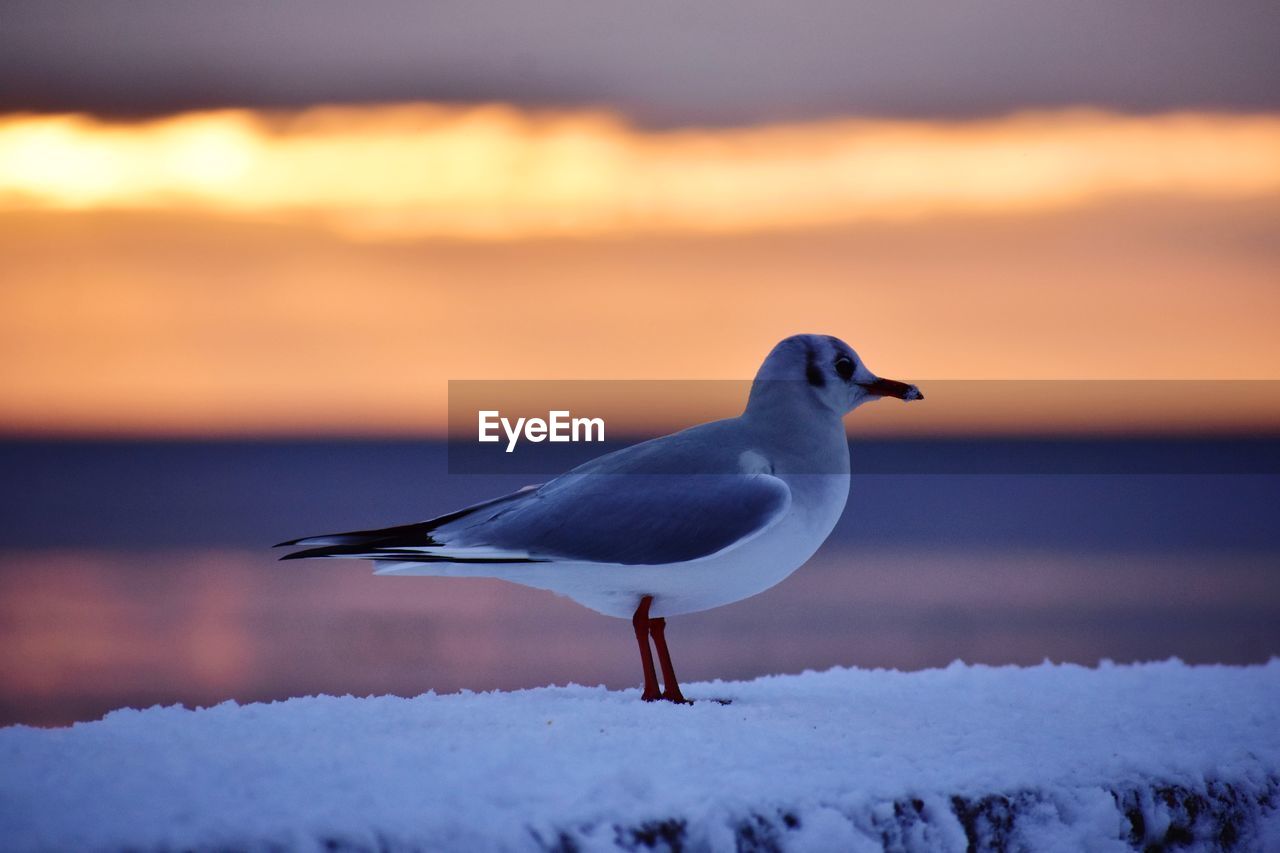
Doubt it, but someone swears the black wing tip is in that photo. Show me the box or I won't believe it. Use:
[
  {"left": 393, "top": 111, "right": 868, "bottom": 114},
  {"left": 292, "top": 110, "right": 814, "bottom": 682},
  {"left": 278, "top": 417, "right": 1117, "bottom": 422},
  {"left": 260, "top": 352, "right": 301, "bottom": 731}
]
[
  {"left": 279, "top": 548, "right": 548, "bottom": 564},
  {"left": 278, "top": 547, "right": 332, "bottom": 561},
  {"left": 277, "top": 543, "right": 367, "bottom": 560},
  {"left": 271, "top": 485, "right": 542, "bottom": 557}
]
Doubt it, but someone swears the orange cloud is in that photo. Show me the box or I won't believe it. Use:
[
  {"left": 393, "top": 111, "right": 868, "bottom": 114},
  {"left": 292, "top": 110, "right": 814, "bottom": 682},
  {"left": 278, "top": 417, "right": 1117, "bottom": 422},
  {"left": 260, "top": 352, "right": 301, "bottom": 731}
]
[{"left": 2, "top": 105, "right": 1279, "bottom": 240}]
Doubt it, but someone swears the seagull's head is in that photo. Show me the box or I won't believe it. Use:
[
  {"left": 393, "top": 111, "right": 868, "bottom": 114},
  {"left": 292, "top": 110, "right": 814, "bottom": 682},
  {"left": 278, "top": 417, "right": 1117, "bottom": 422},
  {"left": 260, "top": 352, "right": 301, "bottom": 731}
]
[{"left": 748, "top": 334, "right": 923, "bottom": 418}]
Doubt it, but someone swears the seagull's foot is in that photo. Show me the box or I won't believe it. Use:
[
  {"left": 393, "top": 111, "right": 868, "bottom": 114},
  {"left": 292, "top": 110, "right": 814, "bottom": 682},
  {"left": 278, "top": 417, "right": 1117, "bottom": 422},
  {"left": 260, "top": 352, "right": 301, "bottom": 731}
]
[
  {"left": 640, "top": 694, "right": 730, "bottom": 706},
  {"left": 639, "top": 689, "right": 689, "bottom": 704},
  {"left": 637, "top": 686, "right": 732, "bottom": 705}
]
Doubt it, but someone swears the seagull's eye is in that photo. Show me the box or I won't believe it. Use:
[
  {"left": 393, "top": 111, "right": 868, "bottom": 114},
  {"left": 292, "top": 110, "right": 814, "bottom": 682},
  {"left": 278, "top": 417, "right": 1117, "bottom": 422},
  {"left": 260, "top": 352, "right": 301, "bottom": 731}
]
[{"left": 835, "top": 357, "right": 854, "bottom": 381}]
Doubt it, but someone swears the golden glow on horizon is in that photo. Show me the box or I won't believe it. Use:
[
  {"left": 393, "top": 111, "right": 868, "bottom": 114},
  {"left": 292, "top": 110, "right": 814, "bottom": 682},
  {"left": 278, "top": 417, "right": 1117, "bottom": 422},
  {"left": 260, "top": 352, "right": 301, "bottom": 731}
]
[
  {"left": 3, "top": 106, "right": 1280, "bottom": 239},
  {"left": 3, "top": 198, "right": 1279, "bottom": 436}
]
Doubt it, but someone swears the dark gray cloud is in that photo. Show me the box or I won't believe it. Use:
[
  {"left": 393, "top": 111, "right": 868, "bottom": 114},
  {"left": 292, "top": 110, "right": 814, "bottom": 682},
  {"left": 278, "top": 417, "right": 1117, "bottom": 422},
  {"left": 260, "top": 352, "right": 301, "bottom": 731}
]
[{"left": 4, "top": 0, "right": 1279, "bottom": 123}]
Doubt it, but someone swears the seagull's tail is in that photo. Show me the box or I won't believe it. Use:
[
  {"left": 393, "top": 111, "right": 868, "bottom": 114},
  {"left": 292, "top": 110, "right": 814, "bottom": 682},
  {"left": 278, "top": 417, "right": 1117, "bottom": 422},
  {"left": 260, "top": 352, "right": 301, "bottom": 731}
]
[{"left": 274, "top": 485, "right": 542, "bottom": 563}]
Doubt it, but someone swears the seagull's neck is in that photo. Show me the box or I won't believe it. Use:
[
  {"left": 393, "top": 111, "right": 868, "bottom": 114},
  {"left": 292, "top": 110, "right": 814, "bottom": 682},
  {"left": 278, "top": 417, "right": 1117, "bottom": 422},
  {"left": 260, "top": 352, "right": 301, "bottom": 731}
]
[
  {"left": 741, "top": 381, "right": 847, "bottom": 465},
  {"left": 743, "top": 379, "right": 836, "bottom": 422}
]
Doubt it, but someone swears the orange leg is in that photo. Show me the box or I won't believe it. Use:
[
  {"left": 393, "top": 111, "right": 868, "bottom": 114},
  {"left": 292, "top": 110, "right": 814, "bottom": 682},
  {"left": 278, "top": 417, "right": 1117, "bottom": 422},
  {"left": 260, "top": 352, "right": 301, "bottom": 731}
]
[
  {"left": 648, "top": 617, "right": 689, "bottom": 703},
  {"left": 632, "top": 596, "right": 661, "bottom": 701}
]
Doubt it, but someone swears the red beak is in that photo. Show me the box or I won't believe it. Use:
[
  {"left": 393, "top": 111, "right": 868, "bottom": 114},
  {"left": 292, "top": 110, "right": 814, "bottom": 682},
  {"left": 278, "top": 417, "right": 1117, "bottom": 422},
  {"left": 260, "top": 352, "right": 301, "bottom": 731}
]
[{"left": 860, "top": 378, "right": 923, "bottom": 400}]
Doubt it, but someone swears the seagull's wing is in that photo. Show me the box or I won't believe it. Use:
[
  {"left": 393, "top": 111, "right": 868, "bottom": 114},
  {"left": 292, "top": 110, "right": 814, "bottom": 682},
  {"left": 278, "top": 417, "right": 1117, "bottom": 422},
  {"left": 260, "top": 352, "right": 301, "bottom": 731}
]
[
  {"left": 278, "top": 419, "right": 792, "bottom": 566},
  {"left": 279, "top": 472, "right": 790, "bottom": 566},
  {"left": 448, "top": 471, "right": 792, "bottom": 565}
]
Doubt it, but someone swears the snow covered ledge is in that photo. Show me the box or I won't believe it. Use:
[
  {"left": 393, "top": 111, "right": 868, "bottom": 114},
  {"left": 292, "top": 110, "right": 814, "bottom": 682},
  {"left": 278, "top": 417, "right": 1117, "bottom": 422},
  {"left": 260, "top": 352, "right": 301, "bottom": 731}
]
[{"left": 3, "top": 661, "right": 1278, "bottom": 851}]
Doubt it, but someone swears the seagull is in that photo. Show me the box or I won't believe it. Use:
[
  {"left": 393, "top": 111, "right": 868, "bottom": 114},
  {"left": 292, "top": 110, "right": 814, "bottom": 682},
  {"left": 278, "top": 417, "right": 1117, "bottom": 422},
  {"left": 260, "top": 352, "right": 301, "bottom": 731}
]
[{"left": 277, "top": 334, "right": 921, "bottom": 702}]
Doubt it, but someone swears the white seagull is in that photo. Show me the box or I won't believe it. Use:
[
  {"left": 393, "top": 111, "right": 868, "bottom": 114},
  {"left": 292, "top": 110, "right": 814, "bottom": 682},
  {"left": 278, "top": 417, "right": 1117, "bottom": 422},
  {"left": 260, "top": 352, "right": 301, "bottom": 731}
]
[{"left": 278, "top": 334, "right": 921, "bottom": 702}]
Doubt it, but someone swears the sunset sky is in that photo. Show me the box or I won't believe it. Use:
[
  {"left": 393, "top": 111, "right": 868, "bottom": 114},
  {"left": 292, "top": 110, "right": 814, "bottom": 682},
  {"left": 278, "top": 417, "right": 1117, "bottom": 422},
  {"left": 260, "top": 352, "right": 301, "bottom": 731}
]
[{"left": 3, "top": 2, "right": 1279, "bottom": 437}]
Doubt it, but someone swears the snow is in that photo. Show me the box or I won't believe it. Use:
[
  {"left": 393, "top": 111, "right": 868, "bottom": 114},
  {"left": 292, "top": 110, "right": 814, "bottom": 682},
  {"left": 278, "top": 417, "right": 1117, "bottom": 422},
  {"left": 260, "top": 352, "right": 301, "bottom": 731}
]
[{"left": 2, "top": 660, "right": 1278, "bottom": 851}]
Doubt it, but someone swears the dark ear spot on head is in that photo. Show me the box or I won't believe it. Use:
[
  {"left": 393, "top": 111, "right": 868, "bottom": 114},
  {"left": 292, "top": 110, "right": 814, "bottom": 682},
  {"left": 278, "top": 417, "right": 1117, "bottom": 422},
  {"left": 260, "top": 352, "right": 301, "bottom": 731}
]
[{"left": 805, "top": 344, "right": 825, "bottom": 387}]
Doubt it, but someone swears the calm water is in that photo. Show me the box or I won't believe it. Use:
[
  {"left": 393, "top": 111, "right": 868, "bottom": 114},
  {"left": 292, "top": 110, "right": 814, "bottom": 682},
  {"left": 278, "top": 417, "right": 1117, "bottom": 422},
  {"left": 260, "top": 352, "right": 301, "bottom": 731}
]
[{"left": 2, "top": 439, "right": 1278, "bottom": 726}]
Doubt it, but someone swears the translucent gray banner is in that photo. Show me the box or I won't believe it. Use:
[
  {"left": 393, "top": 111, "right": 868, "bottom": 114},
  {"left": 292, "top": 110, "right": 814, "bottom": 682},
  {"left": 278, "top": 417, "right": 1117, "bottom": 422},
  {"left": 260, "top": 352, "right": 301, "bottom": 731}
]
[{"left": 447, "top": 380, "right": 1280, "bottom": 475}]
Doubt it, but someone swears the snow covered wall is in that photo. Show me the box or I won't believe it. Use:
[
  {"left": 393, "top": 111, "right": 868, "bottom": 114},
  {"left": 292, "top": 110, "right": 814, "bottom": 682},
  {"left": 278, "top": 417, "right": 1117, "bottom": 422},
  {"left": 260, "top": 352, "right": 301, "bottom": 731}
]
[{"left": 2, "top": 661, "right": 1278, "bottom": 851}]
